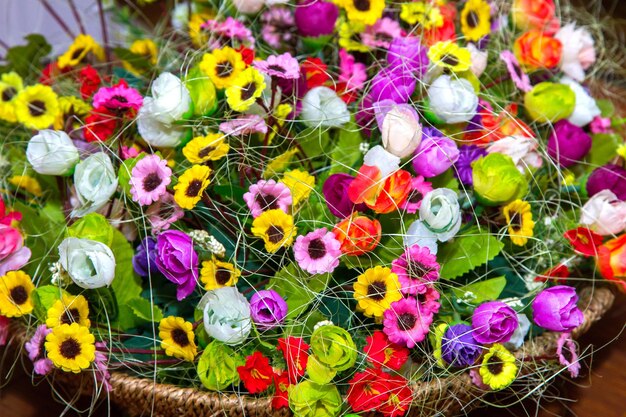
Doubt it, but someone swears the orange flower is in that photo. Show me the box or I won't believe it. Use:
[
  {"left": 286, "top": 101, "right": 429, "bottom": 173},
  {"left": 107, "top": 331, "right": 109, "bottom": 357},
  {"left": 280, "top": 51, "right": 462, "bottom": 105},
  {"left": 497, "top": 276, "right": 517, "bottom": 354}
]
[
  {"left": 348, "top": 165, "right": 383, "bottom": 207},
  {"left": 463, "top": 103, "right": 534, "bottom": 145},
  {"left": 333, "top": 213, "right": 382, "bottom": 256},
  {"left": 514, "top": 30, "right": 562, "bottom": 71},
  {"left": 511, "top": 0, "right": 560, "bottom": 34},
  {"left": 423, "top": 3, "right": 457, "bottom": 46},
  {"left": 348, "top": 166, "right": 413, "bottom": 214},
  {"left": 597, "top": 234, "right": 626, "bottom": 291}
]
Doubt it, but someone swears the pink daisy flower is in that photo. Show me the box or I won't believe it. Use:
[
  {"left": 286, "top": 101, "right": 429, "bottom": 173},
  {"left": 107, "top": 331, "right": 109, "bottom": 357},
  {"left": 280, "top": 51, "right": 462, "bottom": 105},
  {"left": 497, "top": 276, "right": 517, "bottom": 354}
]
[
  {"left": 92, "top": 81, "right": 143, "bottom": 113},
  {"left": 417, "top": 285, "right": 441, "bottom": 316},
  {"left": 254, "top": 53, "right": 300, "bottom": 80},
  {"left": 339, "top": 49, "right": 367, "bottom": 92},
  {"left": 261, "top": 8, "right": 295, "bottom": 49},
  {"left": 400, "top": 176, "right": 433, "bottom": 214},
  {"left": 500, "top": 50, "right": 532, "bottom": 93},
  {"left": 94, "top": 341, "right": 112, "bottom": 392},
  {"left": 556, "top": 332, "right": 581, "bottom": 378},
  {"left": 24, "top": 325, "right": 53, "bottom": 375},
  {"left": 202, "top": 17, "right": 255, "bottom": 49},
  {"left": 383, "top": 297, "right": 433, "bottom": 348},
  {"left": 391, "top": 245, "right": 440, "bottom": 295},
  {"left": 293, "top": 228, "right": 342, "bottom": 274},
  {"left": 361, "top": 17, "right": 402, "bottom": 49},
  {"left": 130, "top": 155, "right": 172, "bottom": 206},
  {"left": 147, "top": 193, "right": 184, "bottom": 232},
  {"left": 243, "top": 180, "right": 292, "bottom": 218},
  {"left": 220, "top": 115, "right": 268, "bottom": 136}
]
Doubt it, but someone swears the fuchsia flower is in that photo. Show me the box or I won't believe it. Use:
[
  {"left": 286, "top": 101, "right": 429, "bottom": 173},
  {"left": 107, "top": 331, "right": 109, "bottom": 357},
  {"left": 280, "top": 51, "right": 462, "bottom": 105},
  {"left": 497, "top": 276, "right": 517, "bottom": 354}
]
[
  {"left": 589, "top": 116, "right": 612, "bottom": 134},
  {"left": 220, "top": 115, "right": 268, "bottom": 136},
  {"left": 254, "top": 53, "right": 300, "bottom": 80},
  {"left": 202, "top": 17, "right": 255, "bottom": 49},
  {"left": 500, "top": 50, "right": 532, "bottom": 92},
  {"left": 400, "top": 176, "right": 433, "bottom": 214},
  {"left": 92, "top": 81, "right": 143, "bottom": 113},
  {"left": 0, "top": 315, "right": 10, "bottom": 346},
  {"left": 339, "top": 49, "right": 367, "bottom": 92},
  {"left": 0, "top": 197, "right": 22, "bottom": 225},
  {"left": 391, "top": 245, "right": 440, "bottom": 295},
  {"left": 416, "top": 285, "right": 441, "bottom": 316},
  {"left": 0, "top": 224, "right": 31, "bottom": 276},
  {"left": 94, "top": 341, "right": 112, "bottom": 392},
  {"left": 24, "top": 325, "right": 53, "bottom": 375},
  {"left": 147, "top": 193, "right": 184, "bottom": 232},
  {"left": 361, "top": 17, "right": 402, "bottom": 49},
  {"left": 293, "top": 228, "right": 342, "bottom": 274},
  {"left": 130, "top": 155, "right": 172, "bottom": 206},
  {"left": 261, "top": 8, "right": 295, "bottom": 49},
  {"left": 243, "top": 180, "right": 292, "bottom": 218},
  {"left": 556, "top": 332, "right": 581, "bottom": 378},
  {"left": 383, "top": 298, "right": 433, "bottom": 348}
]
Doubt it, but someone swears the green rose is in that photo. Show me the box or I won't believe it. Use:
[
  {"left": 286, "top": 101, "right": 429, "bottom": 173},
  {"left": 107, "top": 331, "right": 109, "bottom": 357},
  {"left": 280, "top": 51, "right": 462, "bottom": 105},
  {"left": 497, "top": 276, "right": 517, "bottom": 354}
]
[
  {"left": 289, "top": 381, "right": 342, "bottom": 417},
  {"left": 472, "top": 153, "right": 528, "bottom": 206},
  {"left": 197, "top": 340, "right": 243, "bottom": 391},
  {"left": 185, "top": 66, "right": 217, "bottom": 117},
  {"left": 66, "top": 213, "right": 114, "bottom": 246},
  {"left": 524, "top": 82, "right": 575, "bottom": 123},
  {"left": 307, "top": 325, "right": 356, "bottom": 383}
]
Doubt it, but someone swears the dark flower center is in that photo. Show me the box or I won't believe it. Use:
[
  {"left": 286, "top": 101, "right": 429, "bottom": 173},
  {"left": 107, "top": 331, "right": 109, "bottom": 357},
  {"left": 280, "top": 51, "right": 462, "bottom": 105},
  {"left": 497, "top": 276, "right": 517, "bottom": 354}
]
[
  {"left": 198, "top": 146, "right": 216, "bottom": 159},
  {"left": 255, "top": 193, "right": 279, "bottom": 211},
  {"left": 2, "top": 87, "right": 16, "bottom": 102},
  {"left": 60, "top": 308, "right": 81, "bottom": 325},
  {"left": 407, "top": 190, "right": 423, "bottom": 204},
  {"left": 28, "top": 100, "right": 47, "bottom": 117},
  {"left": 60, "top": 338, "right": 81, "bottom": 359},
  {"left": 143, "top": 172, "right": 163, "bottom": 192},
  {"left": 417, "top": 291, "right": 427, "bottom": 304},
  {"left": 307, "top": 238, "right": 327, "bottom": 260},
  {"left": 487, "top": 355, "right": 504, "bottom": 375},
  {"left": 240, "top": 82, "right": 257, "bottom": 101},
  {"left": 441, "top": 54, "right": 459, "bottom": 67},
  {"left": 216, "top": 61, "right": 234, "bottom": 78},
  {"left": 367, "top": 281, "right": 387, "bottom": 301},
  {"left": 353, "top": 0, "right": 370, "bottom": 12},
  {"left": 268, "top": 64, "right": 286, "bottom": 73},
  {"left": 466, "top": 11, "right": 480, "bottom": 28},
  {"left": 267, "top": 225, "right": 284, "bottom": 244},
  {"left": 71, "top": 48, "right": 85, "bottom": 60},
  {"left": 375, "top": 32, "right": 393, "bottom": 44},
  {"left": 407, "top": 260, "right": 434, "bottom": 281},
  {"left": 215, "top": 269, "right": 231, "bottom": 285},
  {"left": 10, "top": 285, "right": 28, "bottom": 305},
  {"left": 561, "top": 344, "right": 573, "bottom": 363},
  {"left": 111, "top": 95, "right": 128, "bottom": 103},
  {"left": 509, "top": 211, "right": 522, "bottom": 229},
  {"left": 397, "top": 312, "right": 417, "bottom": 331},
  {"left": 171, "top": 328, "right": 190, "bottom": 347},
  {"left": 185, "top": 179, "right": 204, "bottom": 197}
]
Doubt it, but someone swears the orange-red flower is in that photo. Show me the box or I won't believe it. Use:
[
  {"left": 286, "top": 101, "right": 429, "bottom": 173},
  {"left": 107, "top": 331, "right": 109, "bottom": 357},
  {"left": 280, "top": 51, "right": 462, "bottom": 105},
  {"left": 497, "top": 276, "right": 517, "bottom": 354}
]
[
  {"left": 597, "top": 233, "right": 626, "bottom": 291},
  {"left": 271, "top": 371, "right": 290, "bottom": 410},
  {"left": 276, "top": 336, "right": 309, "bottom": 383},
  {"left": 512, "top": 0, "right": 560, "bottom": 34},
  {"left": 464, "top": 103, "right": 534, "bottom": 145},
  {"left": 237, "top": 351, "right": 274, "bottom": 394},
  {"left": 333, "top": 213, "right": 382, "bottom": 256},
  {"left": 348, "top": 165, "right": 382, "bottom": 207},
  {"left": 423, "top": 3, "right": 457, "bottom": 46},
  {"left": 348, "top": 166, "right": 413, "bottom": 214},
  {"left": 564, "top": 227, "right": 603, "bottom": 257},
  {"left": 364, "top": 331, "right": 409, "bottom": 371},
  {"left": 514, "top": 30, "right": 562, "bottom": 71},
  {"left": 302, "top": 57, "right": 330, "bottom": 89}
]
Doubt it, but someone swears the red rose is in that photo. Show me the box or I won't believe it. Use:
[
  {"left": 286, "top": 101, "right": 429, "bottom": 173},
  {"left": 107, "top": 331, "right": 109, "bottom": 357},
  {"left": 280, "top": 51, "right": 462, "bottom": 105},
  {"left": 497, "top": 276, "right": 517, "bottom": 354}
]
[{"left": 237, "top": 351, "right": 274, "bottom": 394}]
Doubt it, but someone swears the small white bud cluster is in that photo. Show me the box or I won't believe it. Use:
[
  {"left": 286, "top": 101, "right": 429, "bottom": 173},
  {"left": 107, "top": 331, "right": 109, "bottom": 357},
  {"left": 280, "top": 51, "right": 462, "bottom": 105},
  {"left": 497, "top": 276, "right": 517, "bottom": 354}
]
[
  {"left": 189, "top": 230, "right": 226, "bottom": 257},
  {"left": 49, "top": 261, "right": 71, "bottom": 286}
]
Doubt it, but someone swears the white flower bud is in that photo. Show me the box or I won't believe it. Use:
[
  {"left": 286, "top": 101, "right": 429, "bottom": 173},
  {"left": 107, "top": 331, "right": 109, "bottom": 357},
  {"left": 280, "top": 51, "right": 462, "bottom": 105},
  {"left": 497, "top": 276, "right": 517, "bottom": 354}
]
[
  {"left": 428, "top": 75, "right": 478, "bottom": 124},
  {"left": 58, "top": 237, "right": 116, "bottom": 289},
  {"left": 26, "top": 130, "right": 79, "bottom": 176},
  {"left": 301, "top": 86, "right": 350, "bottom": 128},
  {"left": 72, "top": 153, "right": 118, "bottom": 217}
]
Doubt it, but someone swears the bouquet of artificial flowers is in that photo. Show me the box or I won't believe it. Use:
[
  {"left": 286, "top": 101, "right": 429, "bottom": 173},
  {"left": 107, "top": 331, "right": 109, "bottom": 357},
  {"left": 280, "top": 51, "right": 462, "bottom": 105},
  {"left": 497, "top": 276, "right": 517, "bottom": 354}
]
[{"left": 0, "top": 0, "right": 624, "bottom": 416}]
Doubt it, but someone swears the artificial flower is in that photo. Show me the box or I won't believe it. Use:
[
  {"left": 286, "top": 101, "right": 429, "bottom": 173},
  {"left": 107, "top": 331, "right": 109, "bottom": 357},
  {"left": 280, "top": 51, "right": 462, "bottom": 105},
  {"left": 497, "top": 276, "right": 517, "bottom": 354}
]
[
  {"left": 511, "top": 0, "right": 558, "bottom": 33},
  {"left": 400, "top": 2, "right": 443, "bottom": 28},
  {"left": 72, "top": 153, "right": 118, "bottom": 217},
  {"left": 487, "top": 136, "right": 543, "bottom": 173},
  {"left": 197, "top": 340, "right": 243, "bottom": 391},
  {"left": 419, "top": 188, "right": 462, "bottom": 242},
  {"left": 479, "top": 344, "right": 518, "bottom": 390},
  {"left": 383, "top": 297, "right": 432, "bottom": 348},
  {"left": 200, "top": 259, "right": 241, "bottom": 290},
  {"left": 347, "top": 367, "right": 392, "bottom": 413},
  {"left": 548, "top": 120, "right": 592, "bottom": 168},
  {"left": 226, "top": 67, "right": 266, "bottom": 112},
  {"left": 8, "top": 176, "right": 42, "bottom": 197},
  {"left": 58, "top": 238, "right": 116, "bottom": 289},
  {"left": 25, "top": 325, "right": 53, "bottom": 375},
  {"left": 220, "top": 114, "right": 268, "bottom": 136},
  {"left": 159, "top": 316, "right": 197, "bottom": 361},
  {"left": 557, "top": 332, "right": 581, "bottom": 378},
  {"left": 467, "top": 42, "right": 488, "bottom": 77},
  {"left": 261, "top": 7, "right": 295, "bottom": 49},
  {"left": 333, "top": 213, "right": 382, "bottom": 255},
  {"left": 295, "top": 0, "right": 339, "bottom": 37},
  {"left": 277, "top": 336, "right": 309, "bottom": 383},
  {"left": 0, "top": 225, "right": 31, "bottom": 276},
  {"left": 301, "top": 86, "right": 350, "bottom": 128},
  {"left": 251, "top": 209, "right": 297, "bottom": 253},
  {"left": 454, "top": 145, "right": 488, "bottom": 185},
  {"left": 174, "top": 165, "right": 212, "bottom": 210},
  {"left": 440, "top": 323, "right": 482, "bottom": 368},
  {"left": 155, "top": 230, "right": 198, "bottom": 300},
  {"left": 374, "top": 100, "right": 422, "bottom": 159},
  {"left": 472, "top": 301, "right": 519, "bottom": 344},
  {"left": 200, "top": 47, "right": 246, "bottom": 90},
  {"left": 532, "top": 285, "right": 585, "bottom": 332},
  {"left": 472, "top": 153, "right": 529, "bottom": 206},
  {"left": 122, "top": 39, "right": 158, "bottom": 75},
  {"left": 83, "top": 107, "right": 118, "bottom": 142},
  {"left": 293, "top": 228, "right": 341, "bottom": 275},
  {"left": 0, "top": 72, "right": 23, "bottom": 123},
  {"left": 147, "top": 193, "right": 184, "bottom": 232},
  {"left": 524, "top": 82, "right": 576, "bottom": 123},
  {"left": 500, "top": 50, "right": 532, "bottom": 92},
  {"left": 200, "top": 287, "right": 252, "bottom": 345},
  {"left": 378, "top": 373, "right": 413, "bottom": 417},
  {"left": 559, "top": 77, "right": 601, "bottom": 126},
  {"left": 254, "top": 53, "right": 300, "bottom": 80},
  {"left": 580, "top": 190, "right": 626, "bottom": 236},
  {"left": 392, "top": 245, "right": 439, "bottom": 297},
  {"left": 272, "top": 371, "right": 290, "bottom": 409},
  {"left": 367, "top": 67, "right": 417, "bottom": 106},
  {"left": 460, "top": 0, "right": 491, "bottom": 42},
  {"left": 343, "top": 0, "right": 385, "bottom": 25},
  {"left": 503, "top": 313, "right": 532, "bottom": 350},
  {"left": 586, "top": 164, "right": 626, "bottom": 201},
  {"left": 0, "top": 270, "right": 35, "bottom": 317},
  {"left": 400, "top": 176, "right": 433, "bottom": 214},
  {"left": 428, "top": 75, "right": 478, "bottom": 124},
  {"left": 353, "top": 266, "right": 402, "bottom": 320},
  {"left": 13, "top": 84, "right": 60, "bottom": 129},
  {"left": 280, "top": 170, "right": 315, "bottom": 207},
  {"left": 514, "top": 30, "right": 562, "bottom": 71},
  {"left": 322, "top": 173, "right": 367, "bottom": 218},
  {"left": 361, "top": 17, "right": 402, "bottom": 49},
  {"left": 412, "top": 127, "right": 460, "bottom": 178},
  {"left": 403, "top": 220, "right": 439, "bottom": 255},
  {"left": 93, "top": 341, "right": 112, "bottom": 392},
  {"left": 137, "top": 110, "right": 187, "bottom": 147},
  {"left": 338, "top": 20, "right": 370, "bottom": 53},
  {"left": 564, "top": 227, "right": 604, "bottom": 257},
  {"left": 182, "top": 133, "right": 229, "bottom": 164},
  {"left": 308, "top": 324, "right": 356, "bottom": 382},
  {"left": 554, "top": 23, "right": 596, "bottom": 81},
  {"left": 57, "top": 34, "right": 105, "bottom": 69},
  {"left": 363, "top": 331, "right": 409, "bottom": 370},
  {"left": 244, "top": 179, "right": 292, "bottom": 218},
  {"left": 363, "top": 145, "right": 401, "bottom": 177},
  {"left": 597, "top": 233, "right": 626, "bottom": 290},
  {"left": 132, "top": 237, "right": 159, "bottom": 277},
  {"left": 45, "top": 323, "right": 95, "bottom": 373},
  {"left": 53, "top": 96, "right": 92, "bottom": 130},
  {"left": 288, "top": 380, "right": 342, "bottom": 417},
  {"left": 502, "top": 199, "right": 535, "bottom": 246},
  {"left": 92, "top": 81, "right": 143, "bottom": 115},
  {"left": 129, "top": 154, "right": 172, "bottom": 206},
  {"left": 427, "top": 41, "right": 472, "bottom": 73},
  {"left": 590, "top": 116, "right": 613, "bottom": 134},
  {"left": 249, "top": 289, "right": 288, "bottom": 330},
  {"left": 78, "top": 65, "right": 101, "bottom": 99},
  {"left": 46, "top": 294, "right": 91, "bottom": 329},
  {"left": 237, "top": 351, "right": 274, "bottom": 394}
]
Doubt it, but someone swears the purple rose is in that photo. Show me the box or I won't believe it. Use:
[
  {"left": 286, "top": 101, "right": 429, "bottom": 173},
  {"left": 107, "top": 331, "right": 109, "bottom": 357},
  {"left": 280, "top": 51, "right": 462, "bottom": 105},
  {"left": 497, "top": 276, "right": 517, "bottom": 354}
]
[
  {"left": 250, "top": 289, "right": 288, "bottom": 330},
  {"left": 586, "top": 164, "right": 626, "bottom": 201},
  {"left": 532, "top": 285, "right": 585, "bottom": 332},
  {"left": 471, "top": 301, "right": 519, "bottom": 344},
  {"left": 455, "top": 145, "right": 488, "bottom": 185},
  {"left": 322, "top": 173, "right": 367, "bottom": 218},
  {"left": 440, "top": 324, "right": 482, "bottom": 367},
  {"left": 368, "top": 67, "right": 416, "bottom": 105},
  {"left": 412, "top": 128, "right": 460, "bottom": 178},
  {"left": 547, "top": 120, "right": 592, "bottom": 168},
  {"left": 132, "top": 237, "right": 159, "bottom": 277},
  {"left": 387, "top": 37, "right": 428, "bottom": 78},
  {"left": 155, "top": 230, "right": 198, "bottom": 301},
  {"left": 294, "top": 0, "right": 338, "bottom": 37}
]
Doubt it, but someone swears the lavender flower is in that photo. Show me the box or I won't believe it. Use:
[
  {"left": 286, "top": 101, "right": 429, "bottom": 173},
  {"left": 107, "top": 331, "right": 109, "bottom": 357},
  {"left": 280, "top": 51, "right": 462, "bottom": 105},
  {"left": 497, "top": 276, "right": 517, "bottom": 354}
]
[
  {"left": 412, "top": 127, "right": 460, "bottom": 178},
  {"left": 441, "top": 324, "right": 482, "bottom": 367},
  {"left": 132, "top": 237, "right": 159, "bottom": 277},
  {"left": 24, "top": 325, "right": 53, "bottom": 375},
  {"left": 532, "top": 286, "right": 584, "bottom": 332},
  {"left": 250, "top": 289, "right": 288, "bottom": 330},
  {"left": 455, "top": 145, "right": 488, "bottom": 185},
  {"left": 471, "top": 301, "right": 519, "bottom": 344}
]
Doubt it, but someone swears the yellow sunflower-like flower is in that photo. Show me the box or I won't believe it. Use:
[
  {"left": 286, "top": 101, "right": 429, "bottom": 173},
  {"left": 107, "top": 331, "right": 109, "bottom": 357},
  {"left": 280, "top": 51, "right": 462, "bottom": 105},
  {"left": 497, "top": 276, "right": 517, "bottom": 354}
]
[
  {"left": 174, "top": 165, "right": 212, "bottom": 210},
  {"left": 280, "top": 170, "right": 315, "bottom": 206},
  {"left": 46, "top": 294, "right": 91, "bottom": 329},
  {"left": 57, "top": 34, "right": 105, "bottom": 70},
  {"left": 9, "top": 175, "right": 43, "bottom": 197},
  {"left": 200, "top": 259, "right": 241, "bottom": 290},
  {"left": 13, "top": 84, "right": 60, "bottom": 129},
  {"left": 353, "top": 266, "right": 402, "bottom": 320},
  {"left": 343, "top": 0, "right": 386, "bottom": 26},
  {"left": 200, "top": 47, "right": 246, "bottom": 90},
  {"left": 0, "top": 270, "right": 35, "bottom": 318},
  {"left": 502, "top": 199, "right": 535, "bottom": 246},
  {"left": 158, "top": 316, "right": 197, "bottom": 361},
  {"left": 479, "top": 343, "right": 518, "bottom": 390},
  {"left": 338, "top": 20, "right": 369, "bottom": 53},
  {"left": 0, "top": 72, "right": 24, "bottom": 123},
  {"left": 53, "top": 96, "right": 92, "bottom": 130},
  {"left": 189, "top": 12, "right": 215, "bottom": 48},
  {"left": 225, "top": 68, "right": 266, "bottom": 112},
  {"left": 460, "top": 0, "right": 492, "bottom": 42},
  {"left": 123, "top": 39, "right": 159, "bottom": 75},
  {"left": 45, "top": 323, "right": 95, "bottom": 373},
  {"left": 263, "top": 148, "right": 299, "bottom": 178},
  {"left": 400, "top": 2, "right": 444, "bottom": 29},
  {"left": 427, "top": 41, "right": 473, "bottom": 73},
  {"left": 251, "top": 209, "right": 297, "bottom": 253},
  {"left": 182, "top": 133, "right": 230, "bottom": 164}
]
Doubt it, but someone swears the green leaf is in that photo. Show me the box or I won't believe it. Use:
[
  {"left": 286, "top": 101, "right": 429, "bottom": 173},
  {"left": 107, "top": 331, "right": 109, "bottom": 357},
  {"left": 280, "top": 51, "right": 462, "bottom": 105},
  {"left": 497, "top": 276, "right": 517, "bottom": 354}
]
[
  {"left": 67, "top": 213, "right": 114, "bottom": 246},
  {"left": 0, "top": 34, "right": 51, "bottom": 77},
  {"left": 328, "top": 122, "right": 363, "bottom": 175},
  {"left": 268, "top": 263, "right": 330, "bottom": 320},
  {"left": 437, "top": 229, "right": 504, "bottom": 279},
  {"left": 129, "top": 297, "right": 164, "bottom": 322},
  {"left": 298, "top": 127, "right": 332, "bottom": 159},
  {"left": 451, "top": 276, "right": 507, "bottom": 305},
  {"left": 587, "top": 133, "right": 620, "bottom": 168},
  {"left": 109, "top": 225, "right": 143, "bottom": 330},
  {"left": 32, "top": 285, "right": 65, "bottom": 321}
]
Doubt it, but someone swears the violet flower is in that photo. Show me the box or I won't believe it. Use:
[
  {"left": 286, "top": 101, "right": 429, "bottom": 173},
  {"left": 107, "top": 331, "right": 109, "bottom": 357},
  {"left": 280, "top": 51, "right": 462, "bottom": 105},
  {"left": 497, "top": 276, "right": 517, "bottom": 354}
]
[
  {"left": 556, "top": 332, "right": 581, "bottom": 378},
  {"left": 547, "top": 120, "right": 592, "bottom": 168},
  {"left": 586, "top": 164, "right": 626, "bottom": 201},
  {"left": 294, "top": 0, "right": 338, "bottom": 38},
  {"left": 24, "top": 325, "right": 53, "bottom": 375},
  {"left": 441, "top": 324, "right": 482, "bottom": 368},
  {"left": 500, "top": 50, "right": 532, "bottom": 92},
  {"left": 412, "top": 127, "right": 460, "bottom": 178},
  {"left": 249, "top": 289, "right": 288, "bottom": 330},
  {"left": 471, "top": 301, "right": 519, "bottom": 344},
  {"left": 387, "top": 36, "right": 429, "bottom": 77},
  {"left": 132, "top": 237, "right": 159, "bottom": 277},
  {"left": 322, "top": 173, "right": 367, "bottom": 218},
  {"left": 532, "top": 286, "right": 585, "bottom": 332},
  {"left": 155, "top": 230, "right": 199, "bottom": 301},
  {"left": 455, "top": 145, "right": 488, "bottom": 185}
]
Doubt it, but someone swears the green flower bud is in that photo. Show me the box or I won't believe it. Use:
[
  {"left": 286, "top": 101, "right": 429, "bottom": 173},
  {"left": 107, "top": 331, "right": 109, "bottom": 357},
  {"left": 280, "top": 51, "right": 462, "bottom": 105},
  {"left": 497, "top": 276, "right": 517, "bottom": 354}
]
[
  {"left": 309, "top": 324, "right": 357, "bottom": 374},
  {"left": 197, "top": 340, "right": 243, "bottom": 391},
  {"left": 472, "top": 153, "right": 528, "bottom": 206},
  {"left": 185, "top": 66, "right": 218, "bottom": 117},
  {"left": 524, "top": 82, "right": 576, "bottom": 123},
  {"left": 66, "top": 213, "right": 114, "bottom": 247},
  {"left": 289, "top": 381, "right": 342, "bottom": 417}
]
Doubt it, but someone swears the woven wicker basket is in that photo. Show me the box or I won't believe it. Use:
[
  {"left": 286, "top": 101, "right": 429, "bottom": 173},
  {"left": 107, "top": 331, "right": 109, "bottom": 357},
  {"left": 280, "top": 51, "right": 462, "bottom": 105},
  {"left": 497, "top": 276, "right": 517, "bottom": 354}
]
[{"left": 6, "top": 286, "right": 614, "bottom": 417}]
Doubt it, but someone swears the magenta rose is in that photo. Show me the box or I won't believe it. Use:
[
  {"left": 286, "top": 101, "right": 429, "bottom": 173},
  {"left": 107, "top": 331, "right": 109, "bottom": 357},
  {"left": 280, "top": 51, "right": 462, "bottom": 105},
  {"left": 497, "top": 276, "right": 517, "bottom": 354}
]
[
  {"left": 547, "top": 120, "right": 592, "bottom": 168},
  {"left": 322, "top": 173, "right": 367, "bottom": 218},
  {"left": 471, "top": 301, "right": 519, "bottom": 344},
  {"left": 294, "top": 0, "right": 339, "bottom": 38},
  {"left": 0, "top": 224, "right": 31, "bottom": 276},
  {"left": 250, "top": 289, "right": 288, "bottom": 330},
  {"left": 155, "top": 230, "right": 198, "bottom": 301},
  {"left": 532, "top": 285, "right": 585, "bottom": 332}
]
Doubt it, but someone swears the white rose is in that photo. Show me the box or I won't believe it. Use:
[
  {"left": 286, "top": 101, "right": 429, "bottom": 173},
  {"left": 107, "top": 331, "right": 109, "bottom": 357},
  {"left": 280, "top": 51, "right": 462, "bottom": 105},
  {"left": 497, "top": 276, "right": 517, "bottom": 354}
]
[
  {"left": 137, "top": 106, "right": 187, "bottom": 148},
  {"left": 554, "top": 24, "right": 596, "bottom": 82},
  {"left": 560, "top": 77, "right": 601, "bottom": 127},
  {"left": 428, "top": 75, "right": 478, "bottom": 124},
  {"left": 26, "top": 130, "right": 80, "bottom": 176},
  {"left": 232, "top": 0, "right": 265, "bottom": 13},
  {"left": 379, "top": 104, "right": 422, "bottom": 159},
  {"left": 58, "top": 237, "right": 116, "bottom": 289},
  {"left": 487, "top": 136, "right": 543, "bottom": 173},
  {"left": 200, "top": 287, "right": 252, "bottom": 345},
  {"left": 143, "top": 72, "right": 191, "bottom": 124},
  {"left": 301, "top": 86, "right": 350, "bottom": 128},
  {"left": 467, "top": 43, "right": 488, "bottom": 78},
  {"left": 580, "top": 189, "right": 626, "bottom": 235},
  {"left": 504, "top": 313, "right": 531, "bottom": 350},
  {"left": 403, "top": 220, "right": 439, "bottom": 254},
  {"left": 72, "top": 153, "right": 118, "bottom": 217},
  {"left": 363, "top": 145, "right": 401, "bottom": 177},
  {"left": 419, "top": 188, "right": 462, "bottom": 242}
]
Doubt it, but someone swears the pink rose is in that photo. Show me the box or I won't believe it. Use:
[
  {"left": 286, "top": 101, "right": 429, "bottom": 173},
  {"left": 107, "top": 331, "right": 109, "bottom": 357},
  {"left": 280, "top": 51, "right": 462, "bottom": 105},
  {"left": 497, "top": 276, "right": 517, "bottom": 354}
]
[
  {"left": 555, "top": 24, "right": 596, "bottom": 82},
  {"left": 0, "top": 225, "right": 31, "bottom": 275}
]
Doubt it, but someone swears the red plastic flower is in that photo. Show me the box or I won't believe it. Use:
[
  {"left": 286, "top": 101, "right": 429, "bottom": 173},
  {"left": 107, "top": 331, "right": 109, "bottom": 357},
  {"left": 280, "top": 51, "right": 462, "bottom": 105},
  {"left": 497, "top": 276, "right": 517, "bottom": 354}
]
[
  {"left": 39, "top": 62, "right": 70, "bottom": 85},
  {"left": 597, "top": 233, "right": 626, "bottom": 291},
  {"left": 348, "top": 166, "right": 412, "bottom": 214},
  {"left": 348, "top": 165, "right": 383, "bottom": 207},
  {"left": 333, "top": 213, "right": 382, "bottom": 256},
  {"left": 535, "top": 263, "right": 570, "bottom": 284},
  {"left": 271, "top": 371, "right": 290, "bottom": 410},
  {"left": 347, "top": 368, "right": 391, "bottom": 413},
  {"left": 276, "top": 336, "right": 309, "bottom": 383},
  {"left": 83, "top": 107, "right": 118, "bottom": 142},
  {"left": 79, "top": 65, "right": 102, "bottom": 99},
  {"left": 301, "top": 57, "right": 330, "bottom": 89},
  {"left": 423, "top": 3, "right": 457, "bottom": 46},
  {"left": 379, "top": 374, "right": 413, "bottom": 417},
  {"left": 0, "top": 197, "right": 22, "bottom": 226},
  {"left": 364, "top": 331, "right": 409, "bottom": 371},
  {"left": 236, "top": 45, "right": 255, "bottom": 66},
  {"left": 237, "top": 351, "right": 274, "bottom": 394},
  {"left": 564, "top": 227, "right": 603, "bottom": 257}
]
